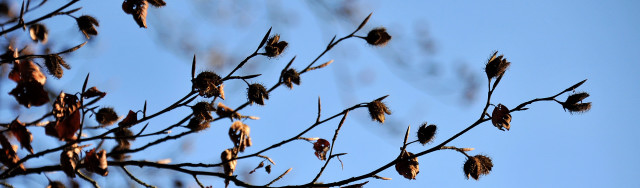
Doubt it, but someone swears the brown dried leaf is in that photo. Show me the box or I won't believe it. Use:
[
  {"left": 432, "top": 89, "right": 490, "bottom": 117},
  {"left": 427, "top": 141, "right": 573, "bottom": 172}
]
[
  {"left": 84, "top": 148, "right": 109, "bottom": 176},
  {"left": 60, "top": 145, "right": 80, "bottom": 178},
  {"left": 313, "top": 139, "right": 330, "bottom": 161},
  {"left": 0, "top": 134, "right": 24, "bottom": 172},
  {"left": 146, "top": 0, "right": 166, "bottom": 7},
  {"left": 11, "top": 60, "right": 47, "bottom": 85},
  {"left": 216, "top": 103, "right": 241, "bottom": 120},
  {"left": 132, "top": 1, "right": 148, "bottom": 28},
  {"left": 9, "top": 119, "right": 33, "bottom": 154},
  {"left": 82, "top": 86, "right": 106, "bottom": 98},
  {"left": 55, "top": 109, "right": 81, "bottom": 141},
  {"left": 228, "top": 121, "right": 251, "bottom": 152},
  {"left": 118, "top": 110, "right": 137, "bottom": 127},
  {"left": 221, "top": 149, "right": 237, "bottom": 188},
  {"left": 9, "top": 80, "right": 50, "bottom": 108}
]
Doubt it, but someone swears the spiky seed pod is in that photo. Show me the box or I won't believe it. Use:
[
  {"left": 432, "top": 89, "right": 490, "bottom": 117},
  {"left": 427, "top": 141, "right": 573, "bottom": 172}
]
[
  {"left": 192, "top": 71, "right": 223, "bottom": 98},
  {"left": 562, "top": 92, "right": 591, "bottom": 113},
  {"left": 187, "top": 117, "right": 210, "bottom": 132},
  {"left": 76, "top": 15, "right": 99, "bottom": 39},
  {"left": 95, "top": 107, "right": 118, "bottom": 126},
  {"left": 484, "top": 51, "right": 511, "bottom": 79},
  {"left": 264, "top": 34, "right": 288, "bottom": 57},
  {"left": 395, "top": 150, "right": 419, "bottom": 180},
  {"left": 417, "top": 123, "right": 437, "bottom": 145},
  {"left": 29, "top": 24, "right": 48, "bottom": 44},
  {"left": 282, "top": 68, "right": 300, "bottom": 89},
  {"left": 247, "top": 83, "right": 269, "bottom": 105},
  {"left": 463, "top": 155, "right": 493, "bottom": 180},
  {"left": 367, "top": 99, "right": 391, "bottom": 123},
  {"left": 565, "top": 92, "right": 589, "bottom": 104},
  {"left": 365, "top": 27, "right": 392, "bottom": 46},
  {"left": 191, "top": 101, "right": 214, "bottom": 121},
  {"left": 44, "top": 54, "right": 68, "bottom": 79},
  {"left": 491, "top": 104, "right": 512, "bottom": 131}
]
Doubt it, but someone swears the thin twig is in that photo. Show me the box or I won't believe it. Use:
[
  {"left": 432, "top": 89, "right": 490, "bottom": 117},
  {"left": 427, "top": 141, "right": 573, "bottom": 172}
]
[
  {"left": 311, "top": 111, "right": 349, "bottom": 183},
  {"left": 76, "top": 171, "right": 100, "bottom": 188},
  {"left": 121, "top": 166, "right": 157, "bottom": 188},
  {"left": 193, "top": 175, "right": 205, "bottom": 188},
  {"left": 266, "top": 168, "right": 292, "bottom": 186}
]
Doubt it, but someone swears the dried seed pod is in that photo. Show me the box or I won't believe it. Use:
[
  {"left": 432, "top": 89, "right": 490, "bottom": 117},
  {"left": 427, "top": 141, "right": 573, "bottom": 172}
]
[
  {"left": 264, "top": 34, "right": 288, "bottom": 57},
  {"left": 187, "top": 117, "right": 210, "bottom": 132},
  {"left": 28, "top": 23, "right": 48, "bottom": 43},
  {"left": 463, "top": 155, "right": 493, "bottom": 180},
  {"left": 367, "top": 99, "right": 391, "bottom": 123},
  {"left": 282, "top": 68, "right": 300, "bottom": 89},
  {"left": 192, "top": 71, "right": 224, "bottom": 98},
  {"left": 247, "top": 83, "right": 269, "bottom": 105},
  {"left": 562, "top": 92, "right": 592, "bottom": 113},
  {"left": 191, "top": 101, "right": 214, "bottom": 121},
  {"left": 395, "top": 150, "right": 419, "bottom": 180},
  {"left": 364, "top": 27, "right": 392, "bottom": 46},
  {"left": 491, "top": 104, "right": 512, "bottom": 131},
  {"left": 76, "top": 15, "right": 99, "bottom": 39},
  {"left": 484, "top": 51, "right": 511, "bottom": 79},
  {"left": 417, "top": 123, "right": 437, "bottom": 145},
  {"left": 95, "top": 107, "right": 118, "bottom": 126}
]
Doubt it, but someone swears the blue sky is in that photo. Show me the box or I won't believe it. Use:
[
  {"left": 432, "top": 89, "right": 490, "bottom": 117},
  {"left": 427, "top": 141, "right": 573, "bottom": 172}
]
[{"left": 2, "top": 0, "right": 639, "bottom": 187}]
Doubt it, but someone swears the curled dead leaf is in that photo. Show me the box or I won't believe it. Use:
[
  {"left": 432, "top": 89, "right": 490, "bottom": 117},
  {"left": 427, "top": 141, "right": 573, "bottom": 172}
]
[
  {"left": 118, "top": 110, "right": 138, "bottom": 127},
  {"left": 9, "top": 119, "right": 33, "bottom": 154},
  {"left": 84, "top": 148, "right": 109, "bottom": 176},
  {"left": 313, "top": 139, "right": 330, "bottom": 161},
  {"left": 228, "top": 121, "right": 251, "bottom": 152}
]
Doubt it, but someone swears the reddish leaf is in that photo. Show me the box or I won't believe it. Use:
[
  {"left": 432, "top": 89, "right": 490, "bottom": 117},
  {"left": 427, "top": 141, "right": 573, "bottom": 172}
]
[
  {"left": 9, "top": 119, "right": 33, "bottom": 154},
  {"left": 118, "top": 110, "right": 137, "bottom": 127},
  {"left": 9, "top": 80, "right": 50, "bottom": 108},
  {"left": 10, "top": 60, "right": 47, "bottom": 85},
  {"left": 313, "top": 139, "right": 330, "bottom": 160},
  {"left": 82, "top": 86, "right": 106, "bottom": 98},
  {"left": 55, "top": 109, "right": 81, "bottom": 141}
]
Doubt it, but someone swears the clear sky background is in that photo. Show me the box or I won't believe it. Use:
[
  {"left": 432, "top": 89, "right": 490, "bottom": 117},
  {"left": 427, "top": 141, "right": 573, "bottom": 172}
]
[{"left": 1, "top": 0, "right": 639, "bottom": 187}]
